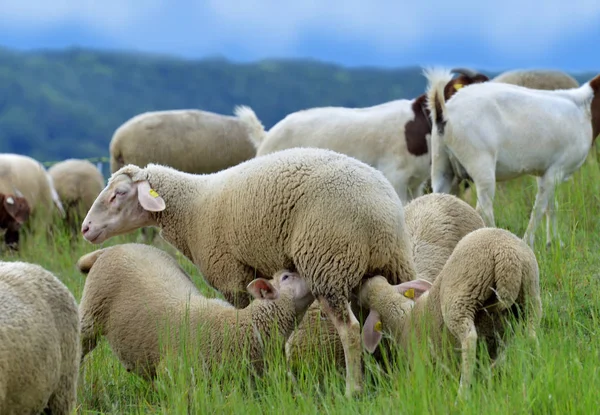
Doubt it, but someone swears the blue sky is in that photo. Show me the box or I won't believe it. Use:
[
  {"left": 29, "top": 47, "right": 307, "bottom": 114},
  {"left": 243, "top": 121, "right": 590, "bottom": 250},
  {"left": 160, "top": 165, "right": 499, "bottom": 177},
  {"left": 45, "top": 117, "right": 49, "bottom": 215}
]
[{"left": 1, "top": 0, "right": 599, "bottom": 74}]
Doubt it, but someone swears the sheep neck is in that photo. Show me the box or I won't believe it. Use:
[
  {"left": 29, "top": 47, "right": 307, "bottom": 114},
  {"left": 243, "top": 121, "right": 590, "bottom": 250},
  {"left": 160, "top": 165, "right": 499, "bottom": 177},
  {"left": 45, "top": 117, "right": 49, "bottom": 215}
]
[{"left": 145, "top": 166, "right": 208, "bottom": 262}]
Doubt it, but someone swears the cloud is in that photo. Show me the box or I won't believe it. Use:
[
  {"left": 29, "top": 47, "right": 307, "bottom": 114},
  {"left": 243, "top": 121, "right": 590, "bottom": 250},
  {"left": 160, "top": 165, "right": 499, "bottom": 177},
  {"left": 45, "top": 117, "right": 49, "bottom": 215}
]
[{"left": 1, "top": 0, "right": 599, "bottom": 59}]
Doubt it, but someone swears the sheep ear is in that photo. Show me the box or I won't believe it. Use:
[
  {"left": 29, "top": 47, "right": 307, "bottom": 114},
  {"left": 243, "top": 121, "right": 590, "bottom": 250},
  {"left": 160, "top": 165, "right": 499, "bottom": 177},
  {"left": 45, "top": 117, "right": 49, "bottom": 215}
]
[
  {"left": 394, "top": 280, "right": 432, "bottom": 299},
  {"left": 362, "top": 309, "right": 383, "bottom": 354},
  {"left": 136, "top": 181, "right": 166, "bottom": 212},
  {"left": 247, "top": 278, "right": 278, "bottom": 300}
]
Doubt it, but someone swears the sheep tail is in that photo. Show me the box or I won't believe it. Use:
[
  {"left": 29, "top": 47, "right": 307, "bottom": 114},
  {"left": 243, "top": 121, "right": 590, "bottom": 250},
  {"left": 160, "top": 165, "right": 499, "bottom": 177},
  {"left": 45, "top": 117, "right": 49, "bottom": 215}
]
[
  {"left": 423, "top": 67, "right": 454, "bottom": 135},
  {"left": 490, "top": 246, "right": 523, "bottom": 311},
  {"left": 77, "top": 249, "right": 107, "bottom": 274},
  {"left": 234, "top": 105, "right": 267, "bottom": 148}
]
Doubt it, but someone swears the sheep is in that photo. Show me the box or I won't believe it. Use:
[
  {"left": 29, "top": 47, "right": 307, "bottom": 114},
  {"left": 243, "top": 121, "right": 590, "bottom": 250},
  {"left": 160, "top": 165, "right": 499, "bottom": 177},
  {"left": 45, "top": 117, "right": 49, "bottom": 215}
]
[
  {"left": 234, "top": 69, "right": 489, "bottom": 204},
  {"left": 0, "top": 193, "right": 30, "bottom": 250},
  {"left": 109, "top": 108, "right": 257, "bottom": 174},
  {"left": 0, "top": 153, "right": 65, "bottom": 227},
  {"left": 48, "top": 158, "right": 105, "bottom": 235},
  {"left": 425, "top": 67, "right": 600, "bottom": 247},
  {"left": 284, "top": 192, "right": 485, "bottom": 374},
  {"left": 77, "top": 243, "right": 313, "bottom": 380},
  {"left": 404, "top": 193, "right": 485, "bottom": 283},
  {"left": 493, "top": 69, "right": 580, "bottom": 90},
  {"left": 80, "top": 147, "right": 417, "bottom": 397},
  {"left": 0, "top": 260, "right": 80, "bottom": 415},
  {"left": 359, "top": 227, "right": 543, "bottom": 399}
]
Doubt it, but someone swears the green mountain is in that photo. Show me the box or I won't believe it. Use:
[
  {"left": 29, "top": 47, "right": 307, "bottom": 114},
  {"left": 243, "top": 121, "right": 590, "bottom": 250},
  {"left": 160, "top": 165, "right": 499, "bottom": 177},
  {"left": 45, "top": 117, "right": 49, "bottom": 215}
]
[{"left": 0, "top": 46, "right": 595, "bottom": 165}]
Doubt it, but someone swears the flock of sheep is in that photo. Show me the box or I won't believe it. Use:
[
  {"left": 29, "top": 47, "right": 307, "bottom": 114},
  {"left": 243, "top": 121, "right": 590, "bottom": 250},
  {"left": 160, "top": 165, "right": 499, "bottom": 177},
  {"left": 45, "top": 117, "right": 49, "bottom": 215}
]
[{"left": 0, "top": 65, "right": 598, "bottom": 413}]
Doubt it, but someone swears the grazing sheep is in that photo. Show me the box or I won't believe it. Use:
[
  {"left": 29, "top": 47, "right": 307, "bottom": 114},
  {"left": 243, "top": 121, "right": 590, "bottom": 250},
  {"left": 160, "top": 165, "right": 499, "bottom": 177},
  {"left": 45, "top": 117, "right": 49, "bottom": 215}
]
[
  {"left": 493, "top": 69, "right": 579, "bottom": 90},
  {"left": 0, "top": 153, "right": 65, "bottom": 226},
  {"left": 425, "top": 67, "right": 600, "bottom": 247},
  {"left": 81, "top": 147, "right": 417, "bottom": 397},
  {"left": 235, "top": 69, "right": 488, "bottom": 203},
  {"left": 359, "top": 227, "right": 543, "bottom": 399},
  {"left": 48, "top": 158, "right": 105, "bottom": 234},
  {"left": 0, "top": 260, "right": 80, "bottom": 415},
  {"left": 77, "top": 243, "right": 313, "bottom": 379},
  {"left": 285, "top": 192, "right": 485, "bottom": 374},
  {"left": 109, "top": 108, "right": 257, "bottom": 174},
  {"left": 404, "top": 193, "right": 485, "bottom": 283},
  {"left": 0, "top": 193, "right": 30, "bottom": 250}
]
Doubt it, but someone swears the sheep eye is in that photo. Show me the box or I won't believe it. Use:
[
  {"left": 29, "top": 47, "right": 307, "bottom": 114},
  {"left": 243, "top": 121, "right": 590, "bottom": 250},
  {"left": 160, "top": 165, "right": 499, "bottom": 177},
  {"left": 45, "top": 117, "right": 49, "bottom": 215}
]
[{"left": 281, "top": 274, "right": 290, "bottom": 281}]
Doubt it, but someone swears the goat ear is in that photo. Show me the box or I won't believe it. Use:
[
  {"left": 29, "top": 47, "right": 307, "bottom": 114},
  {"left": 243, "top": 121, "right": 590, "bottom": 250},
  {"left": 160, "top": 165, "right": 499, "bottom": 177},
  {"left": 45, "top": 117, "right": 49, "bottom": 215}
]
[
  {"left": 362, "top": 310, "right": 383, "bottom": 354},
  {"left": 394, "top": 280, "right": 432, "bottom": 299},
  {"left": 136, "top": 181, "right": 166, "bottom": 212},
  {"left": 247, "top": 278, "right": 278, "bottom": 300},
  {"left": 4, "top": 197, "right": 29, "bottom": 224}
]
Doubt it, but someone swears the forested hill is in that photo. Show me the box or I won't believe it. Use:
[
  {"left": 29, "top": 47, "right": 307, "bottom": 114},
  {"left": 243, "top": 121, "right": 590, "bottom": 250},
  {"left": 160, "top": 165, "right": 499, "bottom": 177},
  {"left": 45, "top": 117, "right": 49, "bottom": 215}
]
[{"left": 0, "top": 46, "right": 595, "bottom": 163}]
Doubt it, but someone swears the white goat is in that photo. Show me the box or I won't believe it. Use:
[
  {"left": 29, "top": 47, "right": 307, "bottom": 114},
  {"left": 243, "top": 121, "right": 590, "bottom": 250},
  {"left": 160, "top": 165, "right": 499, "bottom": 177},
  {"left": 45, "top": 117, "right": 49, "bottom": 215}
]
[{"left": 425, "top": 68, "right": 600, "bottom": 247}]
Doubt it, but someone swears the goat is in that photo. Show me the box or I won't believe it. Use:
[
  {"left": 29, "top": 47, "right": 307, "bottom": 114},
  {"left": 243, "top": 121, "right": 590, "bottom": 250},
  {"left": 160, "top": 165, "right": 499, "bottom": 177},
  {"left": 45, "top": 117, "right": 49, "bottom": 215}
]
[{"left": 425, "top": 67, "right": 600, "bottom": 247}]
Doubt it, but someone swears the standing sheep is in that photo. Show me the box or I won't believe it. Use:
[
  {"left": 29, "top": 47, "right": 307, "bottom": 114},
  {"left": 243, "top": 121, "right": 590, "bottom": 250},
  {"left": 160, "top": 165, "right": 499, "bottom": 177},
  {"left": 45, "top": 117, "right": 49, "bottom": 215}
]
[
  {"left": 0, "top": 260, "right": 80, "bottom": 414},
  {"left": 285, "top": 192, "right": 485, "bottom": 375},
  {"left": 235, "top": 69, "right": 488, "bottom": 204},
  {"left": 0, "top": 153, "right": 65, "bottom": 227},
  {"left": 492, "top": 69, "right": 579, "bottom": 90},
  {"left": 77, "top": 243, "right": 313, "bottom": 379},
  {"left": 0, "top": 193, "right": 30, "bottom": 250},
  {"left": 81, "top": 147, "right": 417, "bottom": 397},
  {"left": 109, "top": 108, "right": 257, "bottom": 174},
  {"left": 359, "top": 227, "right": 543, "bottom": 399},
  {"left": 48, "top": 158, "right": 105, "bottom": 234}
]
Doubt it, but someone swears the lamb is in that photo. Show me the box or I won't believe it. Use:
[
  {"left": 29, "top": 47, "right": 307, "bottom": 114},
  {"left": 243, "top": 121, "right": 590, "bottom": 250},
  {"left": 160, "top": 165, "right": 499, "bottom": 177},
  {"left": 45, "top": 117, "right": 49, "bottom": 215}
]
[
  {"left": 109, "top": 108, "right": 257, "bottom": 174},
  {"left": 48, "top": 158, "right": 105, "bottom": 234},
  {"left": 493, "top": 69, "right": 579, "bottom": 90},
  {"left": 0, "top": 193, "right": 30, "bottom": 250},
  {"left": 425, "top": 67, "right": 600, "bottom": 247},
  {"left": 404, "top": 193, "right": 485, "bottom": 283},
  {"left": 77, "top": 243, "right": 313, "bottom": 379},
  {"left": 359, "top": 227, "right": 543, "bottom": 399},
  {"left": 284, "top": 192, "right": 485, "bottom": 374},
  {"left": 0, "top": 153, "right": 65, "bottom": 227},
  {"left": 0, "top": 260, "right": 80, "bottom": 415},
  {"left": 81, "top": 147, "right": 417, "bottom": 396},
  {"left": 235, "top": 69, "right": 489, "bottom": 203}
]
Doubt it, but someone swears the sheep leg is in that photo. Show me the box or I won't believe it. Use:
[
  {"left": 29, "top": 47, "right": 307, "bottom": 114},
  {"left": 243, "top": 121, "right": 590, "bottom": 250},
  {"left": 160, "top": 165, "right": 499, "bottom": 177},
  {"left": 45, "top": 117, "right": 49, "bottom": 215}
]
[
  {"left": 318, "top": 296, "right": 363, "bottom": 397},
  {"left": 45, "top": 373, "right": 78, "bottom": 415},
  {"left": 524, "top": 172, "right": 558, "bottom": 248},
  {"left": 457, "top": 321, "right": 478, "bottom": 401},
  {"left": 543, "top": 186, "right": 564, "bottom": 248},
  {"left": 431, "top": 140, "right": 456, "bottom": 194}
]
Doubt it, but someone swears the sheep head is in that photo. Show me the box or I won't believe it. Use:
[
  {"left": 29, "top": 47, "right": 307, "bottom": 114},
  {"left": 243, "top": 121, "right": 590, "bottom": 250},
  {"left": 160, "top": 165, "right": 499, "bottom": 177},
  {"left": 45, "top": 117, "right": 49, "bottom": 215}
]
[
  {"left": 247, "top": 270, "right": 314, "bottom": 314},
  {"left": 359, "top": 276, "right": 432, "bottom": 353},
  {"left": 0, "top": 193, "right": 30, "bottom": 228},
  {"left": 81, "top": 164, "right": 165, "bottom": 244}
]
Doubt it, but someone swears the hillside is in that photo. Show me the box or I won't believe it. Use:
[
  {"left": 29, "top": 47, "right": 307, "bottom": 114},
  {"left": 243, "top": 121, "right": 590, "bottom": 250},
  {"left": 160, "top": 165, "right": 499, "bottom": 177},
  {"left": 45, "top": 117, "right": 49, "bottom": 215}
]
[{"left": 0, "top": 46, "right": 595, "bottom": 164}]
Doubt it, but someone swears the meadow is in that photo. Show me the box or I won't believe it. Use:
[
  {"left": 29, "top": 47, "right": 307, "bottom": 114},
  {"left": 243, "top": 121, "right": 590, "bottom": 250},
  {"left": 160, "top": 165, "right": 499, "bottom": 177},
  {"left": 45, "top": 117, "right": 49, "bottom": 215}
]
[{"left": 4, "top": 151, "right": 600, "bottom": 414}]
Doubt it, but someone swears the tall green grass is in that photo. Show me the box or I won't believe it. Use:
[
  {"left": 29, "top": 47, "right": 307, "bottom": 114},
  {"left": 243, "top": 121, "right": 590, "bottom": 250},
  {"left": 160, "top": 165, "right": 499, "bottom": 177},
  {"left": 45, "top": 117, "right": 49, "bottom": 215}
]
[{"left": 2, "top": 153, "right": 600, "bottom": 414}]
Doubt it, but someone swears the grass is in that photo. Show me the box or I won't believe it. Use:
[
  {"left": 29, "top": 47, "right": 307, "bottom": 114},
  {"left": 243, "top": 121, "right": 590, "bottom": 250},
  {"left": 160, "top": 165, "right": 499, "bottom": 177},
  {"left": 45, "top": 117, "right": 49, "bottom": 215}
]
[{"left": 3, "top": 152, "right": 600, "bottom": 414}]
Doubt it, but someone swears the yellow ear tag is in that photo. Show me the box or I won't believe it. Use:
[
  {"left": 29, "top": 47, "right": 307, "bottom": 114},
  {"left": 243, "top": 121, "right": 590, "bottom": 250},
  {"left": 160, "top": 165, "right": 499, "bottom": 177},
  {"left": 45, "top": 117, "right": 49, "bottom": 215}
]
[
  {"left": 454, "top": 83, "right": 464, "bottom": 91},
  {"left": 374, "top": 321, "right": 383, "bottom": 333},
  {"left": 404, "top": 288, "right": 415, "bottom": 299},
  {"left": 149, "top": 189, "right": 159, "bottom": 198}
]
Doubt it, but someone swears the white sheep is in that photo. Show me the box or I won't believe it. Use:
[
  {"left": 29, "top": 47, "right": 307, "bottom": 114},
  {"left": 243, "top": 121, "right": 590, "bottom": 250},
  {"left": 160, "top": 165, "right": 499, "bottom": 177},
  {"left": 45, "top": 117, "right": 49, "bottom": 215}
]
[
  {"left": 404, "top": 193, "right": 485, "bottom": 283},
  {"left": 81, "top": 147, "right": 417, "bottom": 397},
  {"left": 234, "top": 70, "right": 489, "bottom": 204},
  {"left": 77, "top": 243, "right": 313, "bottom": 379},
  {"left": 493, "top": 69, "right": 580, "bottom": 90},
  {"left": 48, "top": 158, "right": 105, "bottom": 234},
  {"left": 0, "top": 260, "right": 80, "bottom": 414},
  {"left": 109, "top": 108, "right": 257, "bottom": 174},
  {"left": 359, "top": 227, "right": 543, "bottom": 399},
  {"left": 284, "top": 192, "right": 485, "bottom": 374},
  {"left": 0, "top": 153, "right": 65, "bottom": 225},
  {"left": 425, "top": 67, "right": 600, "bottom": 247}
]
